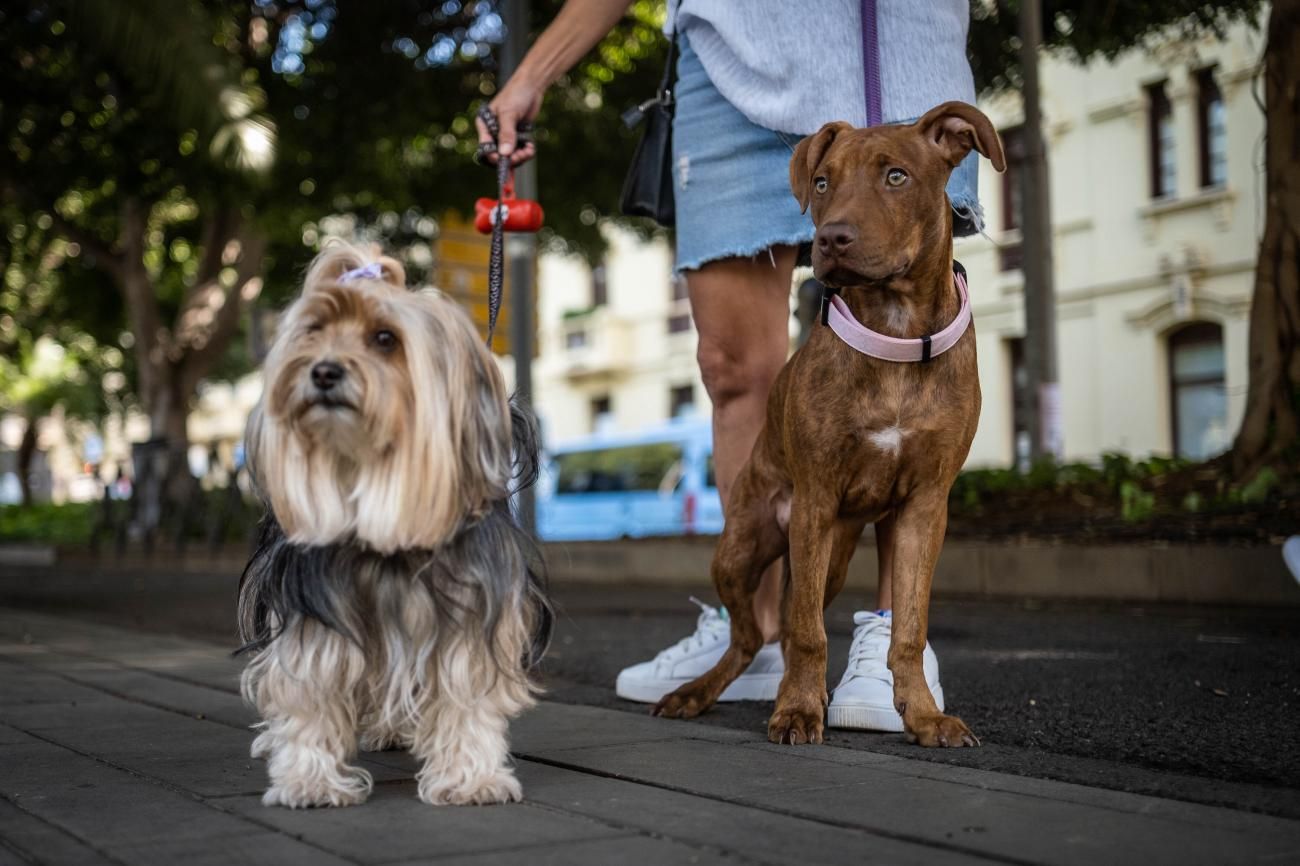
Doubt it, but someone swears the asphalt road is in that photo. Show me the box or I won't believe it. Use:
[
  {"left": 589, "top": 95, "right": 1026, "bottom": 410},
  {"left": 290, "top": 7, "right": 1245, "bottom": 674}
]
[{"left": 3, "top": 566, "right": 1297, "bottom": 818}]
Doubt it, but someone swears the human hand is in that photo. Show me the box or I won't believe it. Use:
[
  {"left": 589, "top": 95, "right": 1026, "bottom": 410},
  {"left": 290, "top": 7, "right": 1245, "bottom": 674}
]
[{"left": 475, "top": 73, "right": 543, "bottom": 166}]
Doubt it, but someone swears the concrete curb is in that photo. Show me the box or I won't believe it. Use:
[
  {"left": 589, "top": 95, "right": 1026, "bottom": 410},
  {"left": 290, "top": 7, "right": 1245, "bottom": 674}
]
[
  {"left": 539, "top": 536, "right": 1300, "bottom": 606},
  {"left": 4, "top": 536, "right": 1297, "bottom": 606}
]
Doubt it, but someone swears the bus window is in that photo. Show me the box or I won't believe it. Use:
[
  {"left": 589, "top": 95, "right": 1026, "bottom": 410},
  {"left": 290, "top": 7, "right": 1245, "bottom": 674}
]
[
  {"left": 554, "top": 443, "right": 685, "bottom": 494},
  {"left": 705, "top": 454, "right": 716, "bottom": 490}
]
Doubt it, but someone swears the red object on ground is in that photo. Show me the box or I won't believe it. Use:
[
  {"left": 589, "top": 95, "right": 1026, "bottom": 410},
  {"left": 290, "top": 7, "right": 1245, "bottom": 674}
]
[{"left": 475, "top": 170, "right": 544, "bottom": 234}]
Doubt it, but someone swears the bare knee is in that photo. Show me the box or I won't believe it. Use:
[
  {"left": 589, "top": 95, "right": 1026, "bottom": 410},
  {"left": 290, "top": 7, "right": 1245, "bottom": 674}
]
[{"left": 696, "top": 338, "right": 784, "bottom": 410}]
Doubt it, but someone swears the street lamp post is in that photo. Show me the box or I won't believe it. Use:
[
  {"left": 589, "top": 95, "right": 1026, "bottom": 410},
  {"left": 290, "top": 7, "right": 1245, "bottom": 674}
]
[{"left": 1018, "top": 0, "right": 1062, "bottom": 462}]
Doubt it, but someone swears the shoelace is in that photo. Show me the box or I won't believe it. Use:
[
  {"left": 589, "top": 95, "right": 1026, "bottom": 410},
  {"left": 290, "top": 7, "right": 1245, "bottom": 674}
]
[
  {"left": 844, "top": 615, "right": 892, "bottom": 675},
  {"left": 655, "top": 597, "right": 729, "bottom": 662}
]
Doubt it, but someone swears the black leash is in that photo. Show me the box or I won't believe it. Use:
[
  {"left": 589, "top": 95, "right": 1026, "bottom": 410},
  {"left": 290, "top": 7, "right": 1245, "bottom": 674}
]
[{"left": 475, "top": 105, "right": 532, "bottom": 349}]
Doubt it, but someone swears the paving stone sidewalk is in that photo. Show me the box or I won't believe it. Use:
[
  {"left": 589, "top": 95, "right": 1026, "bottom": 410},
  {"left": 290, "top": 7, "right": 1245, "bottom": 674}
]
[{"left": 1, "top": 608, "right": 1297, "bottom": 866}]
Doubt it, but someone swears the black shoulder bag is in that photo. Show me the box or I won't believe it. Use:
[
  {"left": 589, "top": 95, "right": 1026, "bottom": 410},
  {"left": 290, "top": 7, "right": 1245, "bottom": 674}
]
[{"left": 618, "top": 9, "right": 678, "bottom": 227}]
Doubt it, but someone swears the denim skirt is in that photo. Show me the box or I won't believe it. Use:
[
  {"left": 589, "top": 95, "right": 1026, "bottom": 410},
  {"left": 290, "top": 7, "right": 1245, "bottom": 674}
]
[{"left": 671, "top": 34, "right": 982, "bottom": 272}]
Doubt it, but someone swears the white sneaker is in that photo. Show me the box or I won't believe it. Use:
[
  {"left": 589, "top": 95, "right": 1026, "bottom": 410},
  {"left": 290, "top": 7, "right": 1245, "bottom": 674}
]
[
  {"left": 827, "top": 610, "right": 944, "bottom": 732},
  {"left": 615, "top": 598, "right": 784, "bottom": 703},
  {"left": 1284, "top": 536, "right": 1300, "bottom": 584}
]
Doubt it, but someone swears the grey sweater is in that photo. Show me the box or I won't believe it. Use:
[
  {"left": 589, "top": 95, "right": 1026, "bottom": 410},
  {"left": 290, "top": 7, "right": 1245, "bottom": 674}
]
[{"left": 666, "top": 0, "right": 977, "bottom": 135}]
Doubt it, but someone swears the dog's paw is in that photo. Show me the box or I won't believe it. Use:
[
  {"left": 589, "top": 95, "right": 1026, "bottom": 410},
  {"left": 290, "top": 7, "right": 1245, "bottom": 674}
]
[
  {"left": 904, "top": 712, "right": 980, "bottom": 749},
  {"left": 419, "top": 770, "right": 522, "bottom": 806},
  {"left": 262, "top": 765, "right": 373, "bottom": 809},
  {"left": 767, "top": 704, "right": 824, "bottom": 745},
  {"left": 652, "top": 686, "right": 715, "bottom": 719}
]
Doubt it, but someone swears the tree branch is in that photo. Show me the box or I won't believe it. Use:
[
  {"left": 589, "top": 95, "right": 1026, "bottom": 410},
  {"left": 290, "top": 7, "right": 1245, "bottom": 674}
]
[
  {"left": 193, "top": 205, "right": 235, "bottom": 290},
  {"left": 177, "top": 227, "right": 267, "bottom": 394},
  {"left": 118, "top": 198, "right": 165, "bottom": 409}
]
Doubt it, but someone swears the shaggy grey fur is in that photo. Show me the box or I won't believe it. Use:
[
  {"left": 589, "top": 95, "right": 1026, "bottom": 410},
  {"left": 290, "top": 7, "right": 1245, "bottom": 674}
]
[{"left": 237, "top": 397, "right": 552, "bottom": 673}]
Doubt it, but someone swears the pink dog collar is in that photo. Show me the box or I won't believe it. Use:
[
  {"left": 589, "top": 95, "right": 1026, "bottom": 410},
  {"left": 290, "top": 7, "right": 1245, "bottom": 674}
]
[{"left": 825, "top": 269, "right": 971, "bottom": 363}]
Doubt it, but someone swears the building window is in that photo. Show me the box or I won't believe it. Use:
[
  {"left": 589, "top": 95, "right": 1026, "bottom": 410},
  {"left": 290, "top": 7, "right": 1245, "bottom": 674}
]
[
  {"left": 591, "top": 264, "right": 608, "bottom": 307},
  {"left": 565, "top": 329, "right": 587, "bottom": 350},
  {"left": 1147, "top": 81, "right": 1176, "bottom": 199},
  {"left": 590, "top": 394, "right": 612, "bottom": 432},
  {"left": 668, "top": 271, "right": 691, "bottom": 332},
  {"left": 1007, "top": 337, "right": 1031, "bottom": 472},
  {"left": 671, "top": 272, "right": 688, "bottom": 302},
  {"left": 669, "top": 385, "right": 695, "bottom": 418},
  {"left": 1196, "top": 67, "right": 1227, "bottom": 189},
  {"left": 1169, "top": 322, "right": 1228, "bottom": 460},
  {"left": 999, "top": 126, "right": 1024, "bottom": 272}
]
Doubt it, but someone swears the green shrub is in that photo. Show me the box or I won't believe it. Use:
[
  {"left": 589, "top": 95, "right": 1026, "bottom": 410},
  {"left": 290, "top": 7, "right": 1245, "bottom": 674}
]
[
  {"left": 0, "top": 502, "right": 95, "bottom": 545},
  {"left": 1239, "top": 467, "right": 1279, "bottom": 504},
  {"left": 1119, "top": 480, "right": 1156, "bottom": 522}
]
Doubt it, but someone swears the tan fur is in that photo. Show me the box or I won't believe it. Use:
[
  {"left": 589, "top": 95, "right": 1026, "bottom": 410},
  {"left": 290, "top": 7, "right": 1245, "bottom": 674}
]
[
  {"left": 249, "top": 243, "right": 512, "bottom": 553},
  {"left": 654, "top": 103, "right": 1005, "bottom": 749},
  {"left": 243, "top": 242, "right": 539, "bottom": 808}
]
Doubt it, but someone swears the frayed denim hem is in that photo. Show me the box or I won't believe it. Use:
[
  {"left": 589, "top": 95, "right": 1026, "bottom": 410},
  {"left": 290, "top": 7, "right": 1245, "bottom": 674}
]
[
  {"left": 675, "top": 228, "right": 816, "bottom": 275},
  {"left": 951, "top": 194, "right": 985, "bottom": 239}
]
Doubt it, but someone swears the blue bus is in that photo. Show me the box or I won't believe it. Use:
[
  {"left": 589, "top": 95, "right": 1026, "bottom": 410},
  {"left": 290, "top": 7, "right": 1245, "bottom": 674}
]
[{"left": 536, "top": 418, "right": 723, "bottom": 541}]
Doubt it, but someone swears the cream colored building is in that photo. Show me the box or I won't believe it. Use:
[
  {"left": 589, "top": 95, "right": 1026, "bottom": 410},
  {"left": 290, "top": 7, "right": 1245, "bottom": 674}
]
[
  {"left": 534, "top": 230, "right": 710, "bottom": 443},
  {"left": 533, "top": 20, "right": 1264, "bottom": 467}
]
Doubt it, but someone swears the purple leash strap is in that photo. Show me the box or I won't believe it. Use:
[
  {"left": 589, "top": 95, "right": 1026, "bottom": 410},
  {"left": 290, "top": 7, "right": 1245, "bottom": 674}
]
[{"left": 861, "top": 0, "right": 883, "bottom": 126}]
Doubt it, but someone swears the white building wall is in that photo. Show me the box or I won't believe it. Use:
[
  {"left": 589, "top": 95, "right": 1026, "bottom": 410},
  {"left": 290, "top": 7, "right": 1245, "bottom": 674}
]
[{"left": 957, "top": 18, "right": 1263, "bottom": 466}]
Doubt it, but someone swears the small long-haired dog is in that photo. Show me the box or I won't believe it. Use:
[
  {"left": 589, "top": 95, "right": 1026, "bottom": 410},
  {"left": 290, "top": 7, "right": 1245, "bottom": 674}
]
[{"left": 238, "top": 243, "right": 551, "bottom": 809}]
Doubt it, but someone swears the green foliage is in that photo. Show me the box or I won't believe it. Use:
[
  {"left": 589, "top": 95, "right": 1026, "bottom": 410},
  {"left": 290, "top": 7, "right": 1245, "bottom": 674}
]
[
  {"left": 1118, "top": 480, "right": 1156, "bottom": 522},
  {"left": 949, "top": 451, "right": 1193, "bottom": 518},
  {"left": 1238, "top": 467, "right": 1279, "bottom": 503},
  {"left": 0, "top": 502, "right": 95, "bottom": 545}
]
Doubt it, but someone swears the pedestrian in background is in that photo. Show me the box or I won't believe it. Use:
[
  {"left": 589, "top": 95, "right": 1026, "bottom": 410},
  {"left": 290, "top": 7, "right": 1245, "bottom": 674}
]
[{"left": 477, "top": 0, "right": 984, "bottom": 733}]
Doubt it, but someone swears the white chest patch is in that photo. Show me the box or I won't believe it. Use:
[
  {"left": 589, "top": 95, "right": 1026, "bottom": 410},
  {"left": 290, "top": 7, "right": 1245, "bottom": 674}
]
[{"left": 869, "top": 426, "right": 906, "bottom": 454}]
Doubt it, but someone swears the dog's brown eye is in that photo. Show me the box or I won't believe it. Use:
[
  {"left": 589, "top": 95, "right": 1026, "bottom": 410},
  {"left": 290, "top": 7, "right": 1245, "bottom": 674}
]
[
  {"left": 372, "top": 329, "right": 398, "bottom": 352},
  {"left": 886, "top": 168, "right": 908, "bottom": 187},
  {"left": 814, "top": 177, "right": 829, "bottom": 194},
  {"left": 305, "top": 321, "right": 323, "bottom": 334}
]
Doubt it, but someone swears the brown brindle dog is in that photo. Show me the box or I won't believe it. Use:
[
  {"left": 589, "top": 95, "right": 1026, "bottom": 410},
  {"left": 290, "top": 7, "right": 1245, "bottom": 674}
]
[{"left": 653, "top": 102, "right": 1006, "bottom": 747}]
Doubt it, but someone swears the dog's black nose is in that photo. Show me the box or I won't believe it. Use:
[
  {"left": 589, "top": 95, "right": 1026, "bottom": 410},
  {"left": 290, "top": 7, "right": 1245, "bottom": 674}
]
[
  {"left": 816, "top": 223, "right": 857, "bottom": 255},
  {"left": 311, "top": 361, "right": 345, "bottom": 391}
]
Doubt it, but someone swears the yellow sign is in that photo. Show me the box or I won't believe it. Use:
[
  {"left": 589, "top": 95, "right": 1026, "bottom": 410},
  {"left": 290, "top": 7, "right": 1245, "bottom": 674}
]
[{"left": 435, "top": 211, "right": 537, "bottom": 357}]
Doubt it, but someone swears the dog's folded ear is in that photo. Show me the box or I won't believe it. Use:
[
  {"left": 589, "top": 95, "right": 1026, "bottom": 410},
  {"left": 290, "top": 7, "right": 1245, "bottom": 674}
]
[
  {"left": 790, "top": 121, "right": 853, "bottom": 214},
  {"left": 915, "top": 101, "right": 1007, "bottom": 173}
]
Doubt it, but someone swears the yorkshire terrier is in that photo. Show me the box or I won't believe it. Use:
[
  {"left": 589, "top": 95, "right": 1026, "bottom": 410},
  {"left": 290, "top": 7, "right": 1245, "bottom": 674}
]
[{"left": 238, "top": 243, "right": 551, "bottom": 809}]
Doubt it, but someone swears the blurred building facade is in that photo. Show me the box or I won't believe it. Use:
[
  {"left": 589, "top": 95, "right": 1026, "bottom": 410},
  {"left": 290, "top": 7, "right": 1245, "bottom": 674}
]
[
  {"left": 961, "top": 18, "right": 1263, "bottom": 467},
  {"left": 533, "top": 230, "right": 717, "bottom": 443},
  {"left": 5, "top": 20, "right": 1266, "bottom": 502},
  {"left": 532, "top": 19, "right": 1264, "bottom": 468}
]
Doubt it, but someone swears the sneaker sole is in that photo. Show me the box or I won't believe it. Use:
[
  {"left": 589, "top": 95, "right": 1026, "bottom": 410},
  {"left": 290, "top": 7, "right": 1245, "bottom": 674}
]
[
  {"left": 616, "top": 672, "right": 783, "bottom": 704},
  {"left": 827, "top": 684, "right": 945, "bottom": 733}
]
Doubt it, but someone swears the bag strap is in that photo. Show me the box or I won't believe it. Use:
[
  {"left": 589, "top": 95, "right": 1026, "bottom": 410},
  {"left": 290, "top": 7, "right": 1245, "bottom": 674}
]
[
  {"left": 861, "top": 0, "right": 882, "bottom": 126},
  {"left": 660, "top": 0, "right": 680, "bottom": 100}
]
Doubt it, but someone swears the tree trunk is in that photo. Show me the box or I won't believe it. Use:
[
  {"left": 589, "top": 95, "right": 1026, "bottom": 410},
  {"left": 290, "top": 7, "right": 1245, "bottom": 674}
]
[
  {"left": 16, "top": 417, "right": 37, "bottom": 507},
  {"left": 1232, "top": 0, "right": 1300, "bottom": 479},
  {"left": 151, "top": 373, "right": 196, "bottom": 505}
]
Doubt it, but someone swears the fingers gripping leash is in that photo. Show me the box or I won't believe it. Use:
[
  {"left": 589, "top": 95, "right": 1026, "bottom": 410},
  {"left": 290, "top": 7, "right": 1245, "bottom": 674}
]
[{"left": 474, "top": 106, "right": 544, "bottom": 350}]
